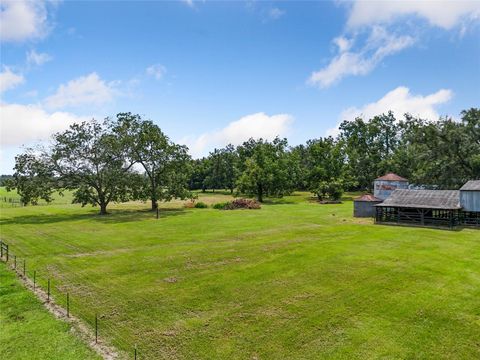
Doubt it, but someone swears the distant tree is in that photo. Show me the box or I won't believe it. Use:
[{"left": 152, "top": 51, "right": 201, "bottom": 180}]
[
  {"left": 339, "top": 111, "right": 400, "bottom": 190},
  {"left": 0, "top": 175, "right": 13, "bottom": 186},
  {"left": 5, "top": 151, "right": 55, "bottom": 205},
  {"left": 189, "top": 158, "right": 209, "bottom": 192},
  {"left": 288, "top": 144, "right": 309, "bottom": 191},
  {"left": 204, "top": 144, "right": 239, "bottom": 193},
  {"left": 114, "top": 113, "right": 191, "bottom": 210},
  {"left": 204, "top": 149, "right": 223, "bottom": 192},
  {"left": 304, "top": 137, "right": 349, "bottom": 200},
  {"left": 49, "top": 119, "right": 136, "bottom": 215},
  {"left": 220, "top": 144, "right": 239, "bottom": 193},
  {"left": 396, "top": 109, "right": 480, "bottom": 188},
  {"left": 236, "top": 138, "right": 294, "bottom": 202}
]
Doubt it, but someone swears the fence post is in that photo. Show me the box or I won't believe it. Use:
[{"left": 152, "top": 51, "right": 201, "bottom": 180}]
[
  {"left": 33, "top": 271, "right": 36, "bottom": 291},
  {"left": 95, "top": 314, "right": 98, "bottom": 343},
  {"left": 23, "top": 259, "right": 26, "bottom": 277},
  {"left": 47, "top": 278, "right": 50, "bottom": 302},
  {"left": 67, "top": 293, "right": 70, "bottom": 318},
  {"left": 134, "top": 344, "right": 137, "bottom": 360},
  {"left": 5, "top": 245, "right": 8, "bottom": 262},
  {"left": 1, "top": 241, "right": 3, "bottom": 258},
  {"left": 14, "top": 255, "right": 17, "bottom": 270}
]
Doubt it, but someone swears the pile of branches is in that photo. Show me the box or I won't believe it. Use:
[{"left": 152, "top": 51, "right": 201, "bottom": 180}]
[{"left": 214, "top": 198, "right": 261, "bottom": 210}]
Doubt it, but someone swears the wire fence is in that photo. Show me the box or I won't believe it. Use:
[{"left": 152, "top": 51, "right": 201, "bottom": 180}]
[
  {"left": 0, "top": 239, "right": 152, "bottom": 360},
  {"left": 0, "top": 196, "right": 24, "bottom": 207}
]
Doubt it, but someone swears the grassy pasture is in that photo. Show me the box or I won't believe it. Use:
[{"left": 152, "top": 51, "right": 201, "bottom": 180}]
[
  {"left": 0, "top": 189, "right": 479, "bottom": 359},
  {"left": 0, "top": 262, "right": 100, "bottom": 360}
]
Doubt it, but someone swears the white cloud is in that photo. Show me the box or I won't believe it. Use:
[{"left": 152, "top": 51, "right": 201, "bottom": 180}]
[
  {"left": 268, "top": 7, "right": 285, "bottom": 20},
  {"left": 0, "top": 67, "right": 25, "bottom": 93},
  {"left": 27, "top": 49, "right": 52, "bottom": 66},
  {"left": 333, "top": 36, "right": 353, "bottom": 53},
  {"left": 0, "top": 0, "right": 51, "bottom": 42},
  {"left": 309, "top": 27, "right": 415, "bottom": 88},
  {"left": 44, "top": 73, "right": 118, "bottom": 109},
  {"left": 309, "top": 1, "right": 480, "bottom": 89},
  {"left": 146, "top": 64, "right": 167, "bottom": 80},
  {"left": 180, "top": 112, "right": 293, "bottom": 157},
  {"left": 326, "top": 86, "right": 453, "bottom": 136},
  {"left": 0, "top": 103, "right": 89, "bottom": 147},
  {"left": 181, "top": 0, "right": 194, "bottom": 7},
  {"left": 347, "top": 0, "right": 480, "bottom": 30}
]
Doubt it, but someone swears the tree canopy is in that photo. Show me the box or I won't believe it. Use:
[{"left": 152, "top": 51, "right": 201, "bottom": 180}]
[{"left": 6, "top": 108, "right": 479, "bottom": 212}]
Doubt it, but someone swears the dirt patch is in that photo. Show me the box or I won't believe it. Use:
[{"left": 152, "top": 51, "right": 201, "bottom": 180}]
[{"left": 5, "top": 263, "right": 122, "bottom": 360}]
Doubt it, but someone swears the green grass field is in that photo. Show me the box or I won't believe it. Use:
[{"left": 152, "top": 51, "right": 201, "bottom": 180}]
[
  {"left": 0, "top": 189, "right": 479, "bottom": 359},
  {"left": 0, "top": 262, "right": 100, "bottom": 360}
]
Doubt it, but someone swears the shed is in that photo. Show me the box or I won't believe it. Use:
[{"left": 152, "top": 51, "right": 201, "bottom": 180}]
[
  {"left": 375, "top": 189, "right": 461, "bottom": 228},
  {"left": 459, "top": 180, "right": 480, "bottom": 226},
  {"left": 373, "top": 173, "right": 409, "bottom": 200},
  {"left": 353, "top": 194, "right": 382, "bottom": 217},
  {"left": 460, "top": 180, "right": 480, "bottom": 212}
]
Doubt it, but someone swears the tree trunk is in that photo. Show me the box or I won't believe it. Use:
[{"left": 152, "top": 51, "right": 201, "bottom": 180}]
[
  {"left": 257, "top": 183, "right": 263, "bottom": 203},
  {"left": 99, "top": 202, "right": 108, "bottom": 215},
  {"left": 151, "top": 198, "right": 158, "bottom": 211}
]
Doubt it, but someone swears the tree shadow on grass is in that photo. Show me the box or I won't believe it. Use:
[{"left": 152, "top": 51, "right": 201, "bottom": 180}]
[{"left": 0, "top": 208, "right": 186, "bottom": 226}]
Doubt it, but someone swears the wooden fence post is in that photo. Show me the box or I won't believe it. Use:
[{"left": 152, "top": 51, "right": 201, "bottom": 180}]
[
  {"left": 47, "top": 278, "right": 51, "bottom": 302},
  {"left": 23, "top": 259, "right": 26, "bottom": 277},
  {"left": 33, "top": 271, "right": 36, "bottom": 291},
  {"left": 67, "top": 293, "right": 70, "bottom": 318}
]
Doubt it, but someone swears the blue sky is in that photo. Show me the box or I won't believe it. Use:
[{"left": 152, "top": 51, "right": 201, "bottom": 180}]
[{"left": 1, "top": 0, "right": 479, "bottom": 173}]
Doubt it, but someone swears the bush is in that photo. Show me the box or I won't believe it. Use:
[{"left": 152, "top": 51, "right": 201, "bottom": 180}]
[
  {"left": 194, "top": 201, "right": 208, "bottom": 208},
  {"left": 213, "top": 202, "right": 230, "bottom": 209},
  {"left": 214, "top": 198, "right": 261, "bottom": 210}
]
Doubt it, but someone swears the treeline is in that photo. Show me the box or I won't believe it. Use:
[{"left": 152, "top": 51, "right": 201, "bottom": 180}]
[
  {"left": 190, "top": 108, "right": 479, "bottom": 196},
  {"left": 6, "top": 109, "right": 479, "bottom": 214}
]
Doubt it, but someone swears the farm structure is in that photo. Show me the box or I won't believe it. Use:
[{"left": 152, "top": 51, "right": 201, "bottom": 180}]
[
  {"left": 353, "top": 194, "right": 382, "bottom": 217},
  {"left": 353, "top": 173, "right": 408, "bottom": 218},
  {"left": 374, "top": 180, "right": 480, "bottom": 228},
  {"left": 373, "top": 173, "right": 409, "bottom": 200}
]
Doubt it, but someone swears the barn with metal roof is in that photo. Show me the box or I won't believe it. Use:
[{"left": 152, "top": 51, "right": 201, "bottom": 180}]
[{"left": 375, "top": 190, "right": 461, "bottom": 228}]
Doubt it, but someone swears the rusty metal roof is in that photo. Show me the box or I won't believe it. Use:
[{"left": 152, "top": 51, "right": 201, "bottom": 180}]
[
  {"left": 460, "top": 180, "right": 480, "bottom": 191},
  {"left": 375, "top": 173, "right": 408, "bottom": 182},
  {"left": 376, "top": 189, "right": 461, "bottom": 210},
  {"left": 354, "top": 194, "right": 382, "bottom": 202}
]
